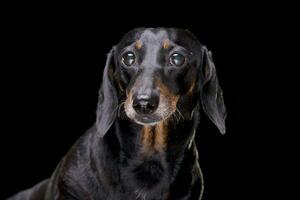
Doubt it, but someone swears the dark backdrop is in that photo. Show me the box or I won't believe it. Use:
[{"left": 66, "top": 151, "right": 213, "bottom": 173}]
[{"left": 2, "top": 4, "right": 266, "bottom": 200}]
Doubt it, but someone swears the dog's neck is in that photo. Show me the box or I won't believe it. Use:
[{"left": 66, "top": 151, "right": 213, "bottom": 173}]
[{"left": 100, "top": 109, "right": 200, "bottom": 196}]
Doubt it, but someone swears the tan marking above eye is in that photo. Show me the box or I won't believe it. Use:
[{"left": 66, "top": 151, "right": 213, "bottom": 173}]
[
  {"left": 135, "top": 40, "right": 142, "bottom": 49},
  {"left": 163, "top": 39, "right": 170, "bottom": 49}
]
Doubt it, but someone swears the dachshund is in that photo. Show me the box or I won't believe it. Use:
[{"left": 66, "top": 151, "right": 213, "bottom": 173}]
[{"left": 8, "top": 27, "right": 226, "bottom": 200}]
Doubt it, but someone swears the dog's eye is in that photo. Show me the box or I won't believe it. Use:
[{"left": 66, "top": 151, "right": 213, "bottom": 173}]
[
  {"left": 122, "top": 51, "right": 135, "bottom": 66},
  {"left": 170, "top": 53, "right": 186, "bottom": 66}
]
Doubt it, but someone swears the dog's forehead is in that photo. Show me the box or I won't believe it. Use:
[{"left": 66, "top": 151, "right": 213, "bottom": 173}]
[
  {"left": 118, "top": 28, "right": 176, "bottom": 47},
  {"left": 138, "top": 29, "right": 171, "bottom": 43},
  {"left": 116, "top": 28, "right": 202, "bottom": 55}
]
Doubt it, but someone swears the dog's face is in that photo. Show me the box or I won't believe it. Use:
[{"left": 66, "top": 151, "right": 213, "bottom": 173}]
[
  {"left": 96, "top": 28, "right": 226, "bottom": 137},
  {"left": 114, "top": 28, "right": 203, "bottom": 125}
]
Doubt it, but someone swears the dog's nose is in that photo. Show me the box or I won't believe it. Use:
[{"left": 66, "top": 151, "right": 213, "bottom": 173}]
[{"left": 133, "top": 91, "right": 159, "bottom": 114}]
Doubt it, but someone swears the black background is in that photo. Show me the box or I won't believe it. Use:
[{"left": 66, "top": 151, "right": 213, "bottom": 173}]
[{"left": 2, "top": 3, "right": 266, "bottom": 199}]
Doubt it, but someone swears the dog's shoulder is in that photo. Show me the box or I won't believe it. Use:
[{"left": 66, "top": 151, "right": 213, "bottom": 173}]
[
  {"left": 7, "top": 179, "right": 49, "bottom": 200},
  {"left": 48, "top": 125, "right": 104, "bottom": 199}
]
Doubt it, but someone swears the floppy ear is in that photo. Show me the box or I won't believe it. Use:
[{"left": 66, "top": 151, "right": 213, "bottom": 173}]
[
  {"left": 200, "top": 46, "right": 227, "bottom": 134},
  {"left": 96, "top": 47, "right": 118, "bottom": 137}
]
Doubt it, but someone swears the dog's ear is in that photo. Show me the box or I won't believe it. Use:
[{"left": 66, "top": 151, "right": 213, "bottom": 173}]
[
  {"left": 199, "top": 46, "right": 227, "bottom": 134},
  {"left": 96, "top": 47, "right": 118, "bottom": 137}
]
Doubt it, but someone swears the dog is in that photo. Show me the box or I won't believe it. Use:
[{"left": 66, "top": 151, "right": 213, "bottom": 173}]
[{"left": 8, "top": 27, "right": 226, "bottom": 200}]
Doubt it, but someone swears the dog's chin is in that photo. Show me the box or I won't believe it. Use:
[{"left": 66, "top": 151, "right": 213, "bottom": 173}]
[{"left": 133, "top": 115, "right": 161, "bottom": 126}]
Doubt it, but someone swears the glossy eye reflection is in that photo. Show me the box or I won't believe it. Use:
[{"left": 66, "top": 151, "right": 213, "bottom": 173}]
[
  {"left": 122, "top": 51, "right": 135, "bottom": 66},
  {"left": 170, "top": 52, "right": 186, "bottom": 66}
]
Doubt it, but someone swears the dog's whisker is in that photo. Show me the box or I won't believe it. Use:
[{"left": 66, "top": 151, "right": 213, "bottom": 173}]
[
  {"left": 171, "top": 110, "right": 180, "bottom": 123},
  {"left": 176, "top": 107, "right": 185, "bottom": 120}
]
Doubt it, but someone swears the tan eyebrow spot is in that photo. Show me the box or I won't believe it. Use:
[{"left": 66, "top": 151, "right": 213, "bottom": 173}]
[
  {"left": 163, "top": 39, "right": 170, "bottom": 49},
  {"left": 135, "top": 40, "right": 142, "bottom": 49}
]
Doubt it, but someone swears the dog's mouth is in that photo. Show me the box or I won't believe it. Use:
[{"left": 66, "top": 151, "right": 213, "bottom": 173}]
[{"left": 124, "top": 101, "right": 176, "bottom": 126}]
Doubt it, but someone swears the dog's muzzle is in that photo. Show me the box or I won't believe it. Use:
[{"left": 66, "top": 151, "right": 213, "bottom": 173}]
[
  {"left": 125, "top": 86, "right": 177, "bottom": 126},
  {"left": 132, "top": 91, "right": 159, "bottom": 115}
]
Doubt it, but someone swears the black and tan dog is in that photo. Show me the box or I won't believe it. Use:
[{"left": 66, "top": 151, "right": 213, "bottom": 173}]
[{"left": 8, "top": 28, "right": 226, "bottom": 200}]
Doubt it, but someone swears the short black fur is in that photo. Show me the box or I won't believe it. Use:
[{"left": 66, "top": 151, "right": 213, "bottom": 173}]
[{"left": 8, "top": 28, "right": 226, "bottom": 200}]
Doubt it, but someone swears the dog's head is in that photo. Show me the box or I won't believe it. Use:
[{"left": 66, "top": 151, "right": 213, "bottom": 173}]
[{"left": 96, "top": 28, "right": 226, "bottom": 137}]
